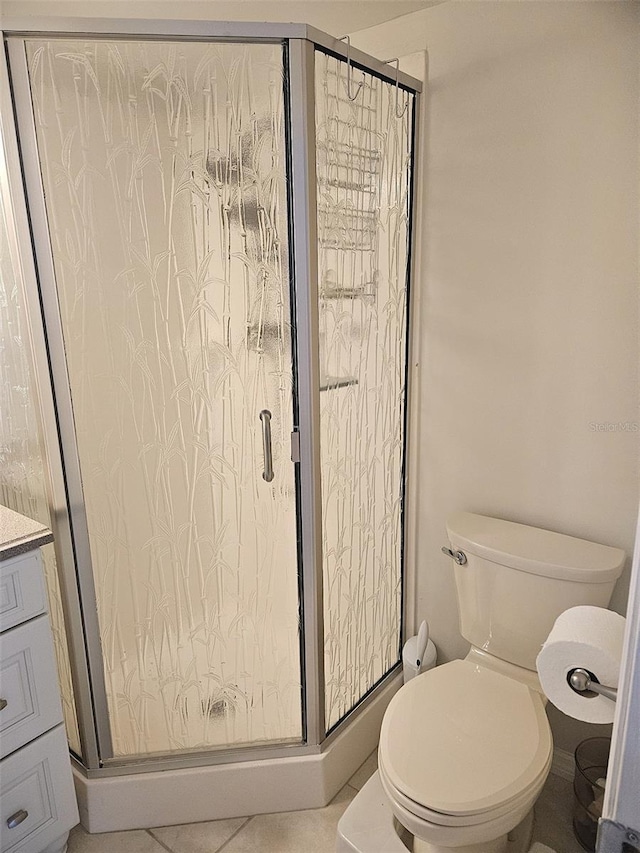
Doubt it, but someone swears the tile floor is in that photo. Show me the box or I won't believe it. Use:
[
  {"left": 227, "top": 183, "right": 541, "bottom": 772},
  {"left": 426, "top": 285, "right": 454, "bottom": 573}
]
[{"left": 67, "top": 752, "right": 585, "bottom": 853}]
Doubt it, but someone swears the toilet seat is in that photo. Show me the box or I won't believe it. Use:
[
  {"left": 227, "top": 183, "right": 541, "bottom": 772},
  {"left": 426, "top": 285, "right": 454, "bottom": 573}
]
[
  {"left": 379, "top": 659, "right": 552, "bottom": 821},
  {"left": 378, "top": 757, "right": 549, "bottom": 828},
  {"left": 378, "top": 759, "right": 551, "bottom": 826}
]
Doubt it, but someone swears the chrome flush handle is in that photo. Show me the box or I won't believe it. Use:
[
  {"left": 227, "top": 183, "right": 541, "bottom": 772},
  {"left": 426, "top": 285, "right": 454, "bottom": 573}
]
[{"left": 441, "top": 546, "right": 467, "bottom": 565}]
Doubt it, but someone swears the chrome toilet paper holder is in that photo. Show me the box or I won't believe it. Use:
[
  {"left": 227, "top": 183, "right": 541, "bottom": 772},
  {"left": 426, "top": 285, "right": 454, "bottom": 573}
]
[{"left": 567, "top": 667, "right": 618, "bottom": 702}]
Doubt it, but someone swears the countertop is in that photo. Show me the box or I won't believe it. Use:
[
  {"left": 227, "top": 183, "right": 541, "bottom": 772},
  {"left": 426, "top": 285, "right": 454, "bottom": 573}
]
[{"left": 0, "top": 505, "right": 53, "bottom": 561}]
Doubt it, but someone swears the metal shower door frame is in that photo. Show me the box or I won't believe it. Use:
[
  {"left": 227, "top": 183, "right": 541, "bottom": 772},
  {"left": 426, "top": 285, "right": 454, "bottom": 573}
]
[{"left": 2, "top": 18, "right": 422, "bottom": 773}]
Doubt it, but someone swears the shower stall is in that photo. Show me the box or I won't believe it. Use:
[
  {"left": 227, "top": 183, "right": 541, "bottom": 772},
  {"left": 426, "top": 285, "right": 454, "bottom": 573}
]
[{"left": 0, "top": 18, "right": 419, "bottom": 829}]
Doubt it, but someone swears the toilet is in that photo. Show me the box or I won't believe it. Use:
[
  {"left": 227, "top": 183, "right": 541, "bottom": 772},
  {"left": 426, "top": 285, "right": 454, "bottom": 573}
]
[{"left": 338, "top": 512, "right": 625, "bottom": 853}]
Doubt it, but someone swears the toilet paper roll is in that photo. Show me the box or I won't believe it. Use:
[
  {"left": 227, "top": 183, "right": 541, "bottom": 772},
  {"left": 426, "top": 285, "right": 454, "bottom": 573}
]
[{"left": 536, "top": 605, "right": 626, "bottom": 724}]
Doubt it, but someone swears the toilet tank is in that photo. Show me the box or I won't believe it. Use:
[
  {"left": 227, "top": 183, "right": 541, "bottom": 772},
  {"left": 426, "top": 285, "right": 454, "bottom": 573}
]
[{"left": 446, "top": 513, "right": 625, "bottom": 671}]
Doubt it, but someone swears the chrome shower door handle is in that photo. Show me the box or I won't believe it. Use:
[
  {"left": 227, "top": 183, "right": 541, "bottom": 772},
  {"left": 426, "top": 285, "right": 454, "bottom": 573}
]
[{"left": 259, "top": 410, "right": 274, "bottom": 482}]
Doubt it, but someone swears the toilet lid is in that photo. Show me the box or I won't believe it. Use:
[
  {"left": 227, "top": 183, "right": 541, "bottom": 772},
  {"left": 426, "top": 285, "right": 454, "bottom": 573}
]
[{"left": 379, "top": 659, "right": 552, "bottom": 817}]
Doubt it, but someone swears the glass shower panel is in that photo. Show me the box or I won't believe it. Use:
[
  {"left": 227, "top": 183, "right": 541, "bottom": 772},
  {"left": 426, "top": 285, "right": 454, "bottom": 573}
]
[
  {"left": 0, "top": 152, "right": 81, "bottom": 756},
  {"left": 315, "top": 52, "right": 414, "bottom": 730},
  {"left": 24, "top": 39, "right": 301, "bottom": 756}
]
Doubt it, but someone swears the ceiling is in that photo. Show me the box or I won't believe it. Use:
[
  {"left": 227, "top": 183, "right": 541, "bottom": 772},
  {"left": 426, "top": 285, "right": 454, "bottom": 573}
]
[{"left": 1, "top": 0, "right": 445, "bottom": 37}]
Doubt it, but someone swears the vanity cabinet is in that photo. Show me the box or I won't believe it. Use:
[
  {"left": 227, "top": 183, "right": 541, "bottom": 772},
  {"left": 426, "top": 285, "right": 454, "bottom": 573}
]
[{"left": 0, "top": 507, "right": 79, "bottom": 853}]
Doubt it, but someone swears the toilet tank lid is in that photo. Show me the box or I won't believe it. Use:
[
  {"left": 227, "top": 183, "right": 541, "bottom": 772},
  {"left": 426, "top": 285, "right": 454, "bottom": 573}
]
[{"left": 446, "top": 513, "right": 625, "bottom": 583}]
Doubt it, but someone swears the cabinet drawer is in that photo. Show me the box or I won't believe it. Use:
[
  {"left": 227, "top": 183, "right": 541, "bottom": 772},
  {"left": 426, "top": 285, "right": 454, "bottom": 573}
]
[
  {"left": 0, "top": 616, "right": 64, "bottom": 759},
  {"left": 0, "top": 554, "right": 46, "bottom": 633},
  {"left": 0, "top": 724, "right": 78, "bottom": 853}
]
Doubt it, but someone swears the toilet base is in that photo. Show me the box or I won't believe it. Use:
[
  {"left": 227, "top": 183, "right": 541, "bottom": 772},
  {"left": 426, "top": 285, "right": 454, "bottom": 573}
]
[
  {"left": 413, "top": 809, "right": 533, "bottom": 853},
  {"left": 337, "top": 772, "right": 412, "bottom": 852},
  {"left": 337, "top": 772, "right": 538, "bottom": 853}
]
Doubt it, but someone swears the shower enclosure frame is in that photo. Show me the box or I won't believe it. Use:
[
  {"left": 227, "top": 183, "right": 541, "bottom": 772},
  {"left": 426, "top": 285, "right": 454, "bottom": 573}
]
[{"left": 1, "top": 15, "right": 421, "bottom": 791}]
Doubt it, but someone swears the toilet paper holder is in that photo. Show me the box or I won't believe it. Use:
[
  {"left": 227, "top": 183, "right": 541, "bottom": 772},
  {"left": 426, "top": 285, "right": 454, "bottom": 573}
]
[{"left": 567, "top": 667, "right": 618, "bottom": 702}]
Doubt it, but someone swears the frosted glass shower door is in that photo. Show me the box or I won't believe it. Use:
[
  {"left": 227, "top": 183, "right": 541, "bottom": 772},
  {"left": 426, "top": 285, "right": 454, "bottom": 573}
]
[
  {"left": 22, "top": 38, "right": 302, "bottom": 757},
  {"left": 315, "top": 52, "right": 414, "bottom": 731}
]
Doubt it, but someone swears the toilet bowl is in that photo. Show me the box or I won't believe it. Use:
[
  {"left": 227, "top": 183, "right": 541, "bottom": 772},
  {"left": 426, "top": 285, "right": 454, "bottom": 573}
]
[{"left": 377, "top": 659, "right": 553, "bottom": 852}]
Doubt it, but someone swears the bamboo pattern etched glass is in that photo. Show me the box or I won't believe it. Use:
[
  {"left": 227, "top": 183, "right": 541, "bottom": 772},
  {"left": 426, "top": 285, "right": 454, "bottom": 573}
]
[
  {"left": 0, "top": 156, "right": 82, "bottom": 756},
  {"left": 25, "top": 39, "right": 302, "bottom": 756},
  {"left": 315, "top": 52, "right": 413, "bottom": 730}
]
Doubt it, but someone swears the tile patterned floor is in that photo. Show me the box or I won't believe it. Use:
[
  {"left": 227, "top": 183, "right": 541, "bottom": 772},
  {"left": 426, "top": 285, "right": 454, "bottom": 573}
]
[{"left": 68, "top": 753, "right": 585, "bottom": 853}]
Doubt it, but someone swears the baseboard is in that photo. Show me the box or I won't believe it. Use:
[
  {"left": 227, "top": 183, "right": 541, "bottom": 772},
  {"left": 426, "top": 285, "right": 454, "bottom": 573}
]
[{"left": 550, "top": 747, "right": 574, "bottom": 781}]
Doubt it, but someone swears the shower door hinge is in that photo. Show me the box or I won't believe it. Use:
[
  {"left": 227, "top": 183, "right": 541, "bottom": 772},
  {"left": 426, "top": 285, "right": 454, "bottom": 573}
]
[
  {"left": 290, "top": 429, "right": 300, "bottom": 463},
  {"left": 597, "top": 819, "right": 640, "bottom": 853}
]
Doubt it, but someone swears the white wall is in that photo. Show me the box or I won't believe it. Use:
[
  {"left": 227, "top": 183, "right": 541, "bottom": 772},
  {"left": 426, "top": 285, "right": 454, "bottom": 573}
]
[{"left": 352, "top": 1, "right": 639, "bottom": 753}]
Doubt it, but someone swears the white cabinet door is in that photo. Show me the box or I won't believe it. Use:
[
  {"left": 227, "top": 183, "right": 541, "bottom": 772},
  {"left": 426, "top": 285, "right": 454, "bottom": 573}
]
[
  {"left": 0, "top": 616, "right": 64, "bottom": 759},
  {"left": 600, "top": 511, "right": 640, "bottom": 849},
  {"left": 0, "top": 724, "right": 78, "bottom": 853}
]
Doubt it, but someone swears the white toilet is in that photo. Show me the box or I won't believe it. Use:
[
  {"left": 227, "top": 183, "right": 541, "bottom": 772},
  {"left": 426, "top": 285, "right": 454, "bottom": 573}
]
[{"left": 338, "top": 512, "right": 625, "bottom": 853}]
